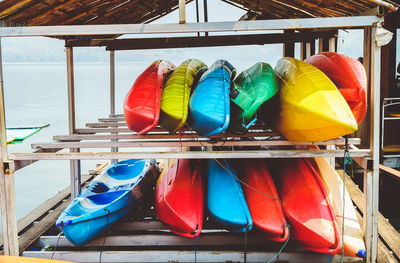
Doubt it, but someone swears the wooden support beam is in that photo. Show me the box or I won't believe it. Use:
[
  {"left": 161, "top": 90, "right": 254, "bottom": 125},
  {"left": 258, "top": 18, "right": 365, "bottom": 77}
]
[
  {"left": 379, "top": 164, "right": 400, "bottom": 180},
  {"left": 342, "top": 172, "right": 400, "bottom": 259},
  {"left": 66, "top": 46, "right": 81, "bottom": 200},
  {"left": 179, "top": 0, "right": 185, "bottom": 24},
  {"left": 64, "top": 31, "right": 338, "bottom": 49},
  {"left": 8, "top": 149, "right": 371, "bottom": 161},
  {"left": 283, "top": 30, "right": 295, "bottom": 57},
  {"left": 0, "top": 38, "right": 18, "bottom": 256}
]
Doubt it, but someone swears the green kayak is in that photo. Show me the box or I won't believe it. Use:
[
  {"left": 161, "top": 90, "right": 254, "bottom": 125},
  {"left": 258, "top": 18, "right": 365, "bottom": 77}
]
[
  {"left": 229, "top": 62, "right": 279, "bottom": 134},
  {"left": 159, "top": 58, "right": 207, "bottom": 133}
]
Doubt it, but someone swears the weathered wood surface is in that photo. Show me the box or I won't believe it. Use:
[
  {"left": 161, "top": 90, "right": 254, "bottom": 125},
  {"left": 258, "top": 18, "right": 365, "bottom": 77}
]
[
  {"left": 379, "top": 164, "right": 400, "bottom": 180},
  {"left": 340, "top": 171, "right": 400, "bottom": 259},
  {"left": 9, "top": 149, "right": 371, "bottom": 161},
  {"left": 32, "top": 138, "right": 362, "bottom": 149}
]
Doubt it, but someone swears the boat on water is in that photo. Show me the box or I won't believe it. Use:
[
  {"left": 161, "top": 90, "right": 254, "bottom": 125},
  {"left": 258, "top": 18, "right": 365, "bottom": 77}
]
[
  {"left": 155, "top": 158, "right": 204, "bottom": 238},
  {"left": 310, "top": 156, "right": 366, "bottom": 258},
  {"left": 273, "top": 57, "right": 357, "bottom": 141},
  {"left": 56, "top": 159, "right": 159, "bottom": 245},
  {"left": 0, "top": 256, "right": 75, "bottom": 263},
  {"left": 229, "top": 62, "right": 279, "bottom": 134},
  {"left": 159, "top": 59, "right": 207, "bottom": 133},
  {"left": 236, "top": 159, "right": 289, "bottom": 242},
  {"left": 207, "top": 159, "right": 252, "bottom": 233},
  {"left": 189, "top": 60, "right": 236, "bottom": 136},
  {"left": 268, "top": 158, "right": 341, "bottom": 254},
  {"left": 124, "top": 60, "right": 176, "bottom": 134},
  {"left": 305, "top": 52, "right": 367, "bottom": 124}
]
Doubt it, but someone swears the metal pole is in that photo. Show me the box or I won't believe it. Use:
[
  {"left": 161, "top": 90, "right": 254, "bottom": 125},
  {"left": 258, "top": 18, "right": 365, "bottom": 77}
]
[
  {"left": 110, "top": 50, "right": 118, "bottom": 163},
  {"left": 203, "top": 0, "right": 208, "bottom": 36},
  {"left": 0, "top": 37, "right": 18, "bottom": 256},
  {"left": 66, "top": 46, "right": 81, "bottom": 199},
  {"left": 195, "top": 0, "right": 200, "bottom": 37}
]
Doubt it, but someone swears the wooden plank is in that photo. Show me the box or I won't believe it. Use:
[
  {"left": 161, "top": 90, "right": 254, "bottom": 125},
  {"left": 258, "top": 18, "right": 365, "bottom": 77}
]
[
  {"left": 340, "top": 171, "right": 400, "bottom": 259},
  {"left": 76, "top": 127, "right": 134, "bottom": 133},
  {"left": 109, "top": 114, "right": 124, "bottom": 118},
  {"left": 64, "top": 31, "right": 338, "bottom": 49},
  {"left": 53, "top": 131, "right": 281, "bottom": 141},
  {"left": 9, "top": 149, "right": 371, "bottom": 161},
  {"left": 0, "top": 0, "right": 34, "bottom": 19},
  {"left": 33, "top": 138, "right": 362, "bottom": 149},
  {"left": 0, "top": 16, "right": 381, "bottom": 37},
  {"left": 86, "top": 122, "right": 127, "bottom": 128},
  {"left": 21, "top": 250, "right": 331, "bottom": 263},
  {"left": 379, "top": 164, "right": 400, "bottom": 180},
  {"left": 98, "top": 117, "right": 125, "bottom": 122}
]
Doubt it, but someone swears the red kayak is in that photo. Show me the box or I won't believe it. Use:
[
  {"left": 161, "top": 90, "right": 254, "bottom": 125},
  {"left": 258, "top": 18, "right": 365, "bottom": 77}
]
[
  {"left": 155, "top": 159, "right": 204, "bottom": 238},
  {"left": 238, "top": 159, "right": 289, "bottom": 242},
  {"left": 269, "top": 158, "right": 341, "bottom": 254},
  {"left": 124, "top": 60, "right": 176, "bottom": 134},
  {"left": 305, "top": 52, "right": 367, "bottom": 124}
]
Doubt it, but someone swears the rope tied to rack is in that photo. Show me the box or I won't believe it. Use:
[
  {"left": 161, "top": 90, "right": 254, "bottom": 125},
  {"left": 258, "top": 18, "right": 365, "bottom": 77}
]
[
  {"left": 99, "top": 208, "right": 111, "bottom": 263},
  {"left": 193, "top": 233, "right": 199, "bottom": 263},
  {"left": 266, "top": 222, "right": 291, "bottom": 263},
  {"left": 341, "top": 135, "right": 352, "bottom": 263}
]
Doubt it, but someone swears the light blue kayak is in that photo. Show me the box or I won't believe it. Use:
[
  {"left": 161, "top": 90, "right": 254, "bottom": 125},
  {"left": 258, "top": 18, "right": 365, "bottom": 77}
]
[
  {"left": 189, "top": 60, "right": 236, "bottom": 136},
  {"left": 56, "top": 159, "right": 159, "bottom": 245},
  {"left": 207, "top": 159, "right": 253, "bottom": 232}
]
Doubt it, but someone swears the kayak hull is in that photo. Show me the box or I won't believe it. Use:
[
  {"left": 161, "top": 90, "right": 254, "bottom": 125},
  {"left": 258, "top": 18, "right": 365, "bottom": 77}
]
[
  {"left": 238, "top": 159, "right": 289, "bottom": 242},
  {"left": 207, "top": 159, "right": 252, "bottom": 232},
  {"left": 159, "top": 59, "right": 207, "bottom": 133},
  {"left": 56, "top": 159, "right": 159, "bottom": 245},
  {"left": 189, "top": 60, "right": 235, "bottom": 136},
  {"left": 311, "top": 156, "right": 366, "bottom": 258},
  {"left": 155, "top": 159, "right": 204, "bottom": 238},
  {"left": 305, "top": 52, "right": 367, "bottom": 124},
  {"left": 274, "top": 57, "right": 357, "bottom": 141},
  {"left": 269, "top": 158, "right": 341, "bottom": 254},
  {"left": 124, "top": 60, "right": 176, "bottom": 134},
  {"left": 229, "top": 62, "right": 279, "bottom": 134}
]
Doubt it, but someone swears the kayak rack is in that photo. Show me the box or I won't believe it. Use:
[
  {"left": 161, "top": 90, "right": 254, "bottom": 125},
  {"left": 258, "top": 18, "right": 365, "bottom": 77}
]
[{"left": 0, "top": 7, "right": 392, "bottom": 263}]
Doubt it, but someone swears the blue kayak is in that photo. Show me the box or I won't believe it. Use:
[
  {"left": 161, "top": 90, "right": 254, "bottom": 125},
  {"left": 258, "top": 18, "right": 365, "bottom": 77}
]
[
  {"left": 207, "top": 159, "right": 253, "bottom": 232},
  {"left": 56, "top": 159, "right": 159, "bottom": 245},
  {"left": 189, "top": 60, "right": 236, "bottom": 136}
]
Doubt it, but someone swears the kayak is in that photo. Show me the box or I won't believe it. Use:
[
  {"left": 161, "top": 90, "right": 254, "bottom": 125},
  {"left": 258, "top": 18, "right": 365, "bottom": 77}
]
[
  {"left": 310, "top": 156, "right": 366, "bottom": 258},
  {"left": 124, "top": 60, "right": 176, "bottom": 134},
  {"left": 56, "top": 159, "right": 159, "bottom": 245},
  {"left": 269, "top": 158, "right": 341, "bottom": 254},
  {"left": 0, "top": 256, "right": 74, "bottom": 263},
  {"left": 229, "top": 62, "right": 279, "bottom": 134},
  {"left": 189, "top": 60, "right": 236, "bottom": 136},
  {"left": 237, "top": 159, "right": 289, "bottom": 242},
  {"left": 155, "top": 159, "right": 204, "bottom": 238},
  {"left": 305, "top": 52, "right": 367, "bottom": 124},
  {"left": 274, "top": 57, "right": 357, "bottom": 141},
  {"left": 207, "top": 159, "right": 252, "bottom": 232},
  {"left": 159, "top": 59, "right": 207, "bottom": 133}
]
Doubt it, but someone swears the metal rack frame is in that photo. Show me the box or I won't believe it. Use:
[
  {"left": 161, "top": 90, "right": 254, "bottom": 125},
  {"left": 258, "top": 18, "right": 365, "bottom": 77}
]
[
  {"left": 381, "top": 97, "right": 400, "bottom": 157},
  {"left": 0, "top": 14, "right": 384, "bottom": 262}
]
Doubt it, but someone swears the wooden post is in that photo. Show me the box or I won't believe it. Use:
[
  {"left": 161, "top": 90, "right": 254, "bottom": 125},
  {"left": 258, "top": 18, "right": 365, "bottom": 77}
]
[
  {"left": 326, "top": 39, "right": 337, "bottom": 167},
  {"left": 283, "top": 30, "right": 295, "bottom": 57},
  {"left": 179, "top": 0, "right": 185, "bottom": 24},
  {"left": 110, "top": 50, "right": 118, "bottom": 164},
  {"left": 365, "top": 25, "right": 381, "bottom": 263},
  {"left": 203, "top": 0, "right": 208, "bottom": 36},
  {"left": 66, "top": 46, "right": 81, "bottom": 199},
  {"left": 0, "top": 37, "right": 18, "bottom": 255}
]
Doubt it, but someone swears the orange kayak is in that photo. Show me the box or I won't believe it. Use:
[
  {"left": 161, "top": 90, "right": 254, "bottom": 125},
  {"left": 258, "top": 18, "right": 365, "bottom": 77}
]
[
  {"left": 305, "top": 52, "right": 367, "bottom": 124},
  {"left": 0, "top": 256, "right": 74, "bottom": 263}
]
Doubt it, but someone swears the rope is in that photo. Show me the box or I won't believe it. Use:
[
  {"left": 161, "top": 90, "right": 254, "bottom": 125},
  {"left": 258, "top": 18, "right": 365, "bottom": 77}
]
[
  {"left": 193, "top": 234, "right": 199, "bottom": 263},
  {"left": 99, "top": 208, "right": 111, "bottom": 263},
  {"left": 266, "top": 223, "right": 291, "bottom": 263},
  {"left": 341, "top": 135, "right": 352, "bottom": 263},
  {"left": 50, "top": 232, "right": 62, "bottom": 260},
  {"left": 214, "top": 159, "right": 281, "bottom": 202},
  {"left": 244, "top": 225, "right": 248, "bottom": 263}
]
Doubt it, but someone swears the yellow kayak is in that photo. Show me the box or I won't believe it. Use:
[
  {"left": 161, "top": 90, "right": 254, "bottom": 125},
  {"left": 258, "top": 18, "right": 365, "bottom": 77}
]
[
  {"left": 310, "top": 157, "right": 366, "bottom": 258},
  {"left": 159, "top": 58, "right": 207, "bottom": 133},
  {"left": 274, "top": 58, "right": 357, "bottom": 141},
  {"left": 0, "top": 256, "right": 75, "bottom": 263}
]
